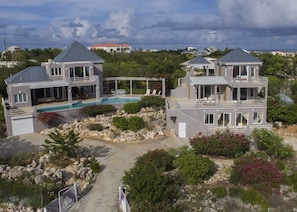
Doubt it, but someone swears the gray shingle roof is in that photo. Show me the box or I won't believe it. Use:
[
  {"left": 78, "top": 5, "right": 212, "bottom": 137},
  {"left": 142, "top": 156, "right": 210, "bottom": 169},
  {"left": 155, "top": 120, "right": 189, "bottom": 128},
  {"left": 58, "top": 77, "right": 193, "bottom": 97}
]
[
  {"left": 190, "top": 76, "right": 228, "bottom": 85},
  {"left": 53, "top": 40, "right": 104, "bottom": 63},
  {"left": 188, "top": 55, "right": 211, "bottom": 65},
  {"left": 5, "top": 66, "right": 49, "bottom": 84},
  {"left": 218, "top": 48, "right": 261, "bottom": 64}
]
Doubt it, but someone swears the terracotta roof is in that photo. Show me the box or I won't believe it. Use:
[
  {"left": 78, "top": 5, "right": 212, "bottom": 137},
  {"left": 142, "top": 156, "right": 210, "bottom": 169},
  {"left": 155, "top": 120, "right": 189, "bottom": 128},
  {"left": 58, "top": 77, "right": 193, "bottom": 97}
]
[{"left": 91, "top": 43, "right": 130, "bottom": 48}]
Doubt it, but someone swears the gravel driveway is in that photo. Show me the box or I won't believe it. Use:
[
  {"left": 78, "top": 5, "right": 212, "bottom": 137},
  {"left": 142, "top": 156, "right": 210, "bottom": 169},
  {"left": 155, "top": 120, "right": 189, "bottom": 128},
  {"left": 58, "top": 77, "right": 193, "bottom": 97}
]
[
  {"left": 2, "top": 133, "right": 297, "bottom": 212},
  {"left": 0, "top": 133, "right": 189, "bottom": 212}
]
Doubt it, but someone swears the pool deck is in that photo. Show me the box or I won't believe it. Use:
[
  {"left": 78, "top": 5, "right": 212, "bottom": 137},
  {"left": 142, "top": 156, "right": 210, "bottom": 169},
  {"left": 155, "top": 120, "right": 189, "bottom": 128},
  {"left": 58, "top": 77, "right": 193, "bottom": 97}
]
[{"left": 34, "top": 94, "right": 143, "bottom": 110}]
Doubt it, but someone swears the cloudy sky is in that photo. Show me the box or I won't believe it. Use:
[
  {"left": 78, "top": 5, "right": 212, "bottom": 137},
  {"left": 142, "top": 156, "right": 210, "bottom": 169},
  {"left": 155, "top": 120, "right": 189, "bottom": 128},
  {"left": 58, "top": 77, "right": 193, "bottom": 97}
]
[{"left": 1, "top": 0, "right": 297, "bottom": 51}]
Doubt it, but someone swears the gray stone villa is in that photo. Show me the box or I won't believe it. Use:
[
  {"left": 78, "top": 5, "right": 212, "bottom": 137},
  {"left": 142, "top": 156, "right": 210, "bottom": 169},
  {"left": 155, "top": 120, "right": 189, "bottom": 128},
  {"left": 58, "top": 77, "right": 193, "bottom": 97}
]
[
  {"left": 166, "top": 48, "right": 272, "bottom": 138},
  {"left": 3, "top": 41, "right": 105, "bottom": 136},
  {"left": 2, "top": 42, "right": 271, "bottom": 138},
  {"left": 2, "top": 41, "right": 165, "bottom": 136}
]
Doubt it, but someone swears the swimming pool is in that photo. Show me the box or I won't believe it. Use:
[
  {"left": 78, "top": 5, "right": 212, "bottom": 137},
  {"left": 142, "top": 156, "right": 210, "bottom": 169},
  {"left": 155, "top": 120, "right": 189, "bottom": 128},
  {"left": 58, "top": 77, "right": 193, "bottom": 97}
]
[{"left": 36, "top": 97, "right": 141, "bottom": 112}]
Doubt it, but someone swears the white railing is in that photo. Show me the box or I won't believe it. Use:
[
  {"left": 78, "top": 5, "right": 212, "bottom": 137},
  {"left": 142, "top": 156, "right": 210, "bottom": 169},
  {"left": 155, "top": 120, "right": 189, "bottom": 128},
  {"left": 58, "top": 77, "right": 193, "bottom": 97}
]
[{"left": 119, "top": 185, "right": 130, "bottom": 212}]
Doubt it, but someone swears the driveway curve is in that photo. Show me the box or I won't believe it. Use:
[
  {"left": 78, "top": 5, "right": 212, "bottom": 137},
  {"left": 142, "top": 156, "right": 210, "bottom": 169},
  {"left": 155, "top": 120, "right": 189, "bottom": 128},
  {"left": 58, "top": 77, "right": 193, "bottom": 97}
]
[
  {"left": 69, "top": 136, "right": 189, "bottom": 212},
  {"left": 0, "top": 133, "right": 189, "bottom": 212}
]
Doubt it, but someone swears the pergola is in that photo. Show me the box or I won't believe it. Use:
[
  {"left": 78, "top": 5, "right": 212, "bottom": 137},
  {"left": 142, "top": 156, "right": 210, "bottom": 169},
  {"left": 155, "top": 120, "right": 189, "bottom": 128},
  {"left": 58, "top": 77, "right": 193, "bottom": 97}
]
[{"left": 104, "top": 77, "right": 166, "bottom": 97}]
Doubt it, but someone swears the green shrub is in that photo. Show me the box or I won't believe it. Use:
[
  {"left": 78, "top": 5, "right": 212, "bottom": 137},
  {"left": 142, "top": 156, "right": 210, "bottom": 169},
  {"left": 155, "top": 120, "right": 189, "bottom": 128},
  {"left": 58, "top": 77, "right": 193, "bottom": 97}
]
[
  {"left": 230, "top": 153, "right": 281, "bottom": 191},
  {"left": 139, "top": 96, "right": 165, "bottom": 109},
  {"left": 135, "top": 149, "right": 175, "bottom": 171},
  {"left": 122, "top": 162, "right": 178, "bottom": 205},
  {"left": 0, "top": 152, "right": 40, "bottom": 167},
  {"left": 80, "top": 104, "right": 116, "bottom": 117},
  {"left": 173, "top": 151, "right": 217, "bottom": 184},
  {"left": 127, "top": 116, "right": 145, "bottom": 132},
  {"left": 251, "top": 128, "right": 294, "bottom": 159},
  {"left": 87, "top": 123, "right": 104, "bottom": 131},
  {"left": 112, "top": 116, "right": 128, "bottom": 130},
  {"left": 43, "top": 129, "right": 83, "bottom": 158},
  {"left": 282, "top": 169, "right": 297, "bottom": 192},
  {"left": 90, "top": 157, "right": 100, "bottom": 173},
  {"left": 0, "top": 178, "right": 62, "bottom": 209},
  {"left": 240, "top": 188, "right": 269, "bottom": 211},
  {"left": 123, "top": 102, "right": 140, "bottom": 114},
  {"left": 229, "top": 186, "right": 244, "bottom": 197},
  {"left": 190, "top": 130, "right": 250, "bottom": 158},
  {"left": 213, "top": 186, "right": 228, "bottom": 199}
]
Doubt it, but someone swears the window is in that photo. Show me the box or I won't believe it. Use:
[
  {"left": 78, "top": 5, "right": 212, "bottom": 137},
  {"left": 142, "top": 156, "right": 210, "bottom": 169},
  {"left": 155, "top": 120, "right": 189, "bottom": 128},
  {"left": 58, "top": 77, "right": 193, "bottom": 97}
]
[
  {"left": 14, "top": 93, "right": 27, "bottom": 103},
  {"left": 205, "top": 114, "right": 214, "bottom": 125},
  {"left": 236, "top": 113, "right": 248, "bottom": 126},
  {"left": 250, "top": 88, "right": 254, "bottom": 97},
  {"left": 200, "top": 85, "right": 212, "bottom": 98},
  {"left": 240, "top": 88, "right": 247, "bottom": 100},
  {"left": 253, "top": 112, "right": 263, "bottom": 124},
  {"left": 233, "top": 66, "right": 248, "bottom": 78},
  {"left": 51, "top": 67, "right": 62, "bottom": 76},
  {"left": 251, "top": 67, "right": 255, "bottom": 78},
  {"left": 233, "top": 88, "right": 238, "bottom": 101},
  {"left": 218, "top": 113, "right": 231, "bottom": 127}
]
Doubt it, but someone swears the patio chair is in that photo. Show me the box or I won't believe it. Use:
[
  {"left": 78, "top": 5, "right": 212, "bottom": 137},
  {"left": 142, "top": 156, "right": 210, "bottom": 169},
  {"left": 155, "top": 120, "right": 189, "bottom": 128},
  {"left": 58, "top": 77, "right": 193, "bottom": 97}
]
[
  {"left": 157, "top": 90, "right": 161, "bottom": 95},
  {"left": 144, "top": 89, "right": 151, "bottom": 96},
  {"left": 151, "top": 89, "right": 157, "bottom": 95}
]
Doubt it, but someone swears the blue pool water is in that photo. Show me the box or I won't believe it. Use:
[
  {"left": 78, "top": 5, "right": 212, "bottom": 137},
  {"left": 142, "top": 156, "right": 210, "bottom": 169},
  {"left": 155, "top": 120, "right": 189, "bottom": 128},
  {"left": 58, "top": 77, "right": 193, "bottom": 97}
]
[{"left": 36, "top": 97, "right": 141, "bottom": 112}]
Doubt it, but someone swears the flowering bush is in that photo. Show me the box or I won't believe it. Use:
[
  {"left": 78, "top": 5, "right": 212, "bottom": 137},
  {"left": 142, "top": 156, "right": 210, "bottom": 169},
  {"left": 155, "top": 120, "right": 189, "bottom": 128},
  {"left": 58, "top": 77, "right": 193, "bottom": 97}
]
[
  {"left": 37, "top": 112, "right": 59, "bottom": 126},
  {"left": 230, "top": 153, "right": 281, "bottom": 191},
  {"left": 190, "top": 130, "right": 250, "bottom": 158}
]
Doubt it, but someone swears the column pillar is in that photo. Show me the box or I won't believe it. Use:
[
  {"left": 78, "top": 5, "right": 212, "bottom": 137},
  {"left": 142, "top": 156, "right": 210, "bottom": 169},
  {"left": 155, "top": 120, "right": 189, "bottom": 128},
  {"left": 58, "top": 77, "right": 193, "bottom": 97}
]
[
  {"left": 130, "top": 80, "right": 133, "bottom": 95},
  {"left": 68, "top": 87, "right": 72, "bottom": 103}
]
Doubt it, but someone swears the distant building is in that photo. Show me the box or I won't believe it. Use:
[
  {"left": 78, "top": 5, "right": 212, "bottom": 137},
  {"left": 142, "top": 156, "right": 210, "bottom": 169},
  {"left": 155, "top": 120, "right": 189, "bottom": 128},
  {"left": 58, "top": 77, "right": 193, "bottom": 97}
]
[
  {"left": 89, "top": 43, "right": 131, "bottom": 53},
  {"left": 2, "top": 46, "right": 20, "bottom": 55},
  {"left": 204, "top": 46, "right": 218, "bottom": 55},
  {"left": 271, "top": 51, "right": 296, "bottom": 57}
]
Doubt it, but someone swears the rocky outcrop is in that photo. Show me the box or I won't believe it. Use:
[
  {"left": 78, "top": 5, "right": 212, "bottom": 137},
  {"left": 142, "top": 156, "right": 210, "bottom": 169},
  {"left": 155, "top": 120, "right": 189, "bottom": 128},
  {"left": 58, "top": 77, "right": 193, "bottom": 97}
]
[
  {"left": 0, "top": 152, "right": 97, "bottom": 211},
  {"left": 40, "top": 108, "right": 168, "bottom": 143}
]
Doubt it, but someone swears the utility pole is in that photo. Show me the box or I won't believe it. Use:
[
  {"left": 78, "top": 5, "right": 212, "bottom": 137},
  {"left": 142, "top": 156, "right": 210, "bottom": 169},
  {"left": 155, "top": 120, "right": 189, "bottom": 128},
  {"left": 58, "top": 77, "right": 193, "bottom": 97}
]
[{"left": 3, "top": 37, "right": 7, "bottom": 67}]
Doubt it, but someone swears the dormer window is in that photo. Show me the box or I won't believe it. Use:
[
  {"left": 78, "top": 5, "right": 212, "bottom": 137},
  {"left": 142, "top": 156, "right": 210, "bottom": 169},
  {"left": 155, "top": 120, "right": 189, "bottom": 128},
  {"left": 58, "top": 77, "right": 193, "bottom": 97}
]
[{"left": 51, "top": 67, "right": 62, "bottom": 76}]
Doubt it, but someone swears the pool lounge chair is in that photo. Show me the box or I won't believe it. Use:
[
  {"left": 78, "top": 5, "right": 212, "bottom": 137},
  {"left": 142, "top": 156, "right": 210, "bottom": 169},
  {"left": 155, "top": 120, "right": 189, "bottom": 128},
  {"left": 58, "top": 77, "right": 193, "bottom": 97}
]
[{"left": 144, "top": 89, "right": 151, "bottom": 96}]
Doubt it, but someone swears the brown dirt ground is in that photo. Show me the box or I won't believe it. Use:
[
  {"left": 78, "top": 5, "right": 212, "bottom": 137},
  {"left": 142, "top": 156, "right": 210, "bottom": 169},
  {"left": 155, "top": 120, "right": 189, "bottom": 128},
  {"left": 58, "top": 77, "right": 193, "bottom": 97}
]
[{"left": 273, "top": 125, "right": 297, "bottom": 137}]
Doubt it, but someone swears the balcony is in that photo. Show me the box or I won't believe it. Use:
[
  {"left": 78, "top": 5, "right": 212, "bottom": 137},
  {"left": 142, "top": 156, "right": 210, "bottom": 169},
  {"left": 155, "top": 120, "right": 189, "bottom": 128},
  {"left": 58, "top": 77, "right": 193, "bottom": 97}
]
[{"left": 67, "top": 75, "right": 99, "bottom": 86}]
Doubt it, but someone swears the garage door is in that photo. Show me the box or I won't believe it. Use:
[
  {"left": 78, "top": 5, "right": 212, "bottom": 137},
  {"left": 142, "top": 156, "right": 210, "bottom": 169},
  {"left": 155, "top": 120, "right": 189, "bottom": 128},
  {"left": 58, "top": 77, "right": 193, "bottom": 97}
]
[{"left": 11, "top": 117, "right": 34, "bottom": 136}]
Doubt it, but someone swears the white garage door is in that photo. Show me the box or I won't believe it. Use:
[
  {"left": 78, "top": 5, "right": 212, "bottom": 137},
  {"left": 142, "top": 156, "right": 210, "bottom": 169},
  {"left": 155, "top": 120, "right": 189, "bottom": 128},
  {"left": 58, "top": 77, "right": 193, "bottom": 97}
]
[{"left": 11, "top": 117, "right": 34, "bottom": 136}]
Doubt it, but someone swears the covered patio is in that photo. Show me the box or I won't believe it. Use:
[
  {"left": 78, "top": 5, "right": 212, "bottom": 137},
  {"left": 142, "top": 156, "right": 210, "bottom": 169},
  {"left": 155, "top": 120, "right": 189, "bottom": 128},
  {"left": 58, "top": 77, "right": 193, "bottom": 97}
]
[{"left": 104, "top": 77, "right": 166, "bottom": 97}]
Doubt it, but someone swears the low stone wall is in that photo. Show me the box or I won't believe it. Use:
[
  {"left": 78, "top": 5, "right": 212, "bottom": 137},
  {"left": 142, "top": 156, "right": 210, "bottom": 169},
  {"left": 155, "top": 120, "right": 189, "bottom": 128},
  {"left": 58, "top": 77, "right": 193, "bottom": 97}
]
[{"left": 41, "top": 107, "right": 168, "bottom": 143}]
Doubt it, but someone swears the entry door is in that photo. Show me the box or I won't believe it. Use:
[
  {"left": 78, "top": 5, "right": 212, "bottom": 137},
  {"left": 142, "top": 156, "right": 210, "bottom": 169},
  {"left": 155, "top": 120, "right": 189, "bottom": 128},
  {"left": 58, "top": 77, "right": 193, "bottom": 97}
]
[{"left": 178, "top": 122, "right": 186, "bottom": 138}]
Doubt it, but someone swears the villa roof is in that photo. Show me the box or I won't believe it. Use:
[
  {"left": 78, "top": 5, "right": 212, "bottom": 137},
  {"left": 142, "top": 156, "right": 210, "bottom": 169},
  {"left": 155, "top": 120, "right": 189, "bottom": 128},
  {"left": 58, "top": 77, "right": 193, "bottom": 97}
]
[
  {"left": 54, "top": 40, "right": 104, "bottom": 63},
  {"left": 5, "top": 66, "right": 49, "bottom": 84},
  {"left": 188, "top": 55, "right": 211, "bottom": 66},
  {"left": 218, "top": 48, "right": 262, "bottom": 64},
  {"left": 190, "top": 76, "right": 228, "bottom": 85}
]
